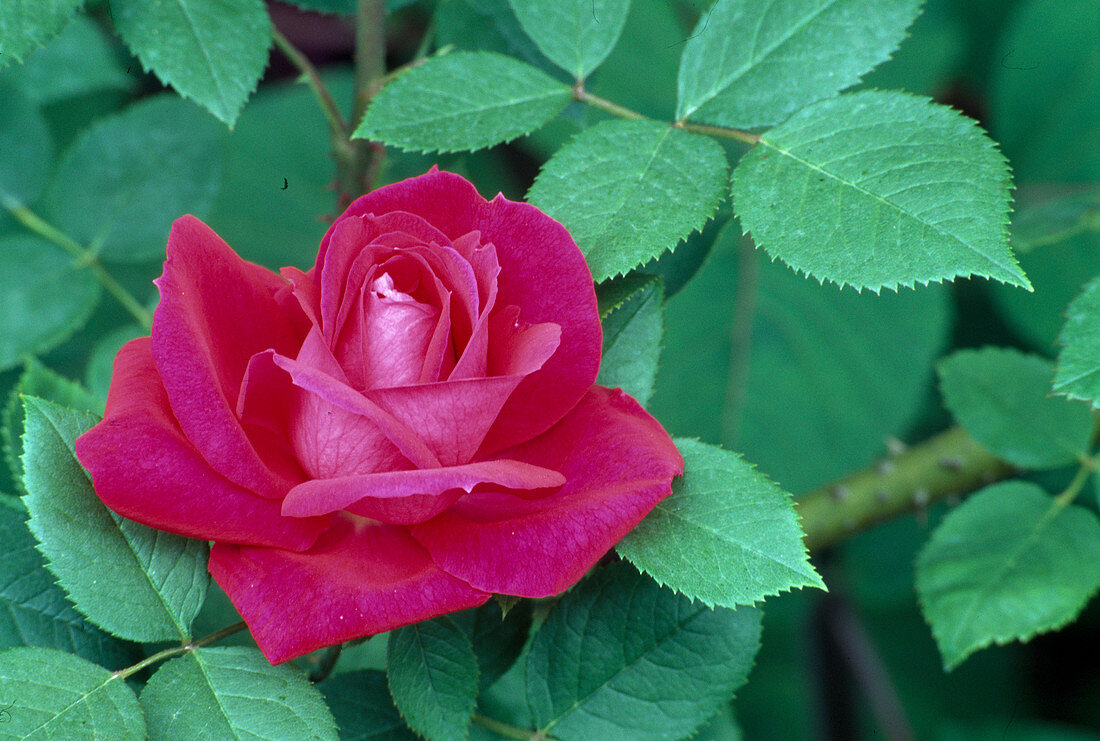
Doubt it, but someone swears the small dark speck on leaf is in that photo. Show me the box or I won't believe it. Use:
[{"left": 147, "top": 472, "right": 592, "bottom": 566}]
[
  {"left": 1000, "top": 45, "right": 1039, "bottom": 71},
  {"left": 282, "top": 177, "right": 289, "bottom": 191},
  {"left": 0, "top": 700, "right": 14, "bottom": 723}
]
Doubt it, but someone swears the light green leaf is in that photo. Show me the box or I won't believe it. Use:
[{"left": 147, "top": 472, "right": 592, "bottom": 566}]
[
  {"left": 0, "top": 235, "right": 101, "bottom": 372},
  {"left": 0, "top": 504, "right": 138, "bottom": 670},
  {"left": 650, "top": 223, "right": 951, "bottom": 492},
  {"left": 0, "top": 0, "right": 83, "bottom": 67},
  {"left": 387, "top": 617, "right": 478, "bottom": 741},
  {"left": 731, "top": 91, "right": 1027, "bottom": 292},
  {"left": 1, "top": 15, "right": 134, "bottom": 104},
  {"left": 0, "top": 646, "right": 145, "bottom": 740},
  {"left": 676, "top": 0, "right": 922, "bottom": 127},
  {"left": 320, "top": 670, "right": 418, "bottom": 741},
  {"left": 596, "top": 275, "right": 663, "bottom": 406},
  {"left": 111, "top": 0, "right": 272, "bottom": 126},
  {"left": 0, "top": 81, "right": 52, "bottom": 204},
  {"left": 140, "top": 646, "right": 338, "bottom": 740},
  {"left": 509, "top": 0, "right": 630, "bottom": 79},
  {"left": 937, "top": 347, "right": 1094, "bottom": 470},
  {"left": 528, "top": 119, "right": 728, "bottom": 282},
  {"left": 916, "top": 482, "right": 1100, "bottom": 670},
  {"left": 1056, "top": 276, "right": 1100, "bottom": 407},
  {"left": 2, "top": 360, "right": 102, "bottom": 491},
  {"left": 21, "top": 397, "right": 209, "bottom": 643},
  {"left": 355, "top": 52, "right": 572, "bottom": 152},
  {"left": 85, "top": 326, "right": 145, "bottom": 401},
  {"left": 526, "top": 561, "right": 761, "bottom": 741},
  {"left": 617, "top": 438, "right": 823, "bottom": 607},
  {"left": 42, "top": 94, "right": 226, "bottom": 263},
  {"left": 990, "top": 0, "right": 1100, "bottom": 182}
]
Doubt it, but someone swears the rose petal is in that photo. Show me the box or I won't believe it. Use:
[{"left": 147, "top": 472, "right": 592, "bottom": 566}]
[
  {"left": 411, "top": 386, "right": 683, "bottom": 596},
  {"left": 281, "top": 459, "right": 564, "bottom": 518},
  {"left": 152, "top": 215, "right": 303, "bottom": 499},
  {"left": 209, "top": 518, "right": 491, "bottom": 663},
  {"left": 76, "top": 338, "right": 326, "bottom": 550}
]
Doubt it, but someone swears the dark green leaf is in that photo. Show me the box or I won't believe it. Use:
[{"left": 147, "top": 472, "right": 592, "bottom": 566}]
[
  {"left": 0, "top": 15, "right": 134, "bottom": 104},
  {"left": 858, "top": 1, "right": 967, "bottom": 97},
  {"left": 1055, "top": 276, "right": 1100, "bottom": 407},
  {"left": 111, "top": 0, "right": 272, "bottom": 126},
  {"left": 0, "top": 646, "right": 145, "bottom": 739},
  {"left": 2, "top": 360, "right": 102, "bottom": 491},
  {"left": 618, "top": 438, "right": 823, "bottom": 607},
  {"left": 990, "top": 0, "right": 1100, "bottom": 181},
  {"left": 140, "top": 646, "right": 338, "bottom": 740},
  {"left": 596, "top": 276, "right": 663, "bottom": 406},
  {"left": 0, "top": 504, "right": 138, "bottom": 669},
  {"left": 526, "top": 561, "right": 761, "bottom": 740},
  {"left": 321, "top": 669, "right": 418, "bottom": 741},
  {"left": 450, "top": 600, "right": 533, "bottom": 692},
  {"left": 595, "top": 273, "right": 656, "bottom": 319},
  {"left": 937, "top": 347, "right": 1094, "bottom": 469},
  {"left": 0, "top": 81, "right": 52, "bottom": 204},
  {"left": 731, "top": 90, "right": 1027, "bottom": 292},
  {"left": 387, "top": 616, "right": 479, "bottom": 741},
  {"left": 528, "top": 119, "right": 728, "bottom": 282},
  {"left": 651, "top": 223, "right": 951, "bottom": 492},
  {"left": 676, "top": 0, "right": 922, "bottom": 128},
  {"left": 916, "top": 482, "right": 1100, "bottom": 670},
  {"left": 0, "top": 235, "right": 100, "bottom": 372},
  {"left": 21, "top": 397, "right": 209, "bottom": 643},
  {"left": 42, "top": 94, "right": 226, "bottom": 263},
  {"left": 85, "top": 325, "right": 145, "bottom": 401},
  {"left": 509, "top": 0, "right": 630, "bottom": 79},
  {"left": 0, "top": 0, "right": 83, "bottom": 67},
  {"left": 356, "top": 52, "right": 571, "bottom": 152}
]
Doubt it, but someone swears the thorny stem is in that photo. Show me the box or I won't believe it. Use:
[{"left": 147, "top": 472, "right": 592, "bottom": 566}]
[
  {"left": 2, "top": 198, "right": 154, "bottom": 330},
  {"left": 272, "top": 28, "right": 349, "bottom": 141},
  {"left": 112, "top": 622, "right": 247, "bottom": 681}
]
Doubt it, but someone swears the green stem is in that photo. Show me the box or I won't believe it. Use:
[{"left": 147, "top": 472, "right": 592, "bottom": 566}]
[
  {"left": 113, "top": 622, "right": 247, "bottom": 681},
  {"left": 674, "top": 120, "right": 760, "bottom": 146},
  {"left": 472, "top": 713, "right": 545, "bottom": 740},
  {"left": 797, "top": 427, "right": 1014, "bottom": 551},
  {"left": 272, "top": 28, "right": 349, "bottom": 141},
  {"left": 355, "top": 0, "right": 387, "bottom": 126},
  {"left": 3, "top": 199, "right": 153, "bottom": 330},
  {"left": 572, "top": 86, "right": 761, "bottom": 145},
  {"left": 1055, "top": 460, "right": 1094, "bottom": 507},
  {"left": 572, "top": 86, "right": 645, "bottom": 120}
]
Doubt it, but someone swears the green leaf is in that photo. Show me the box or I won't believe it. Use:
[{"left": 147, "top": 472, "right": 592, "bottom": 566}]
[
  {"left": 731, "top": 90, "right": 1027, "bottom": 292},
  {"left": 450, "top": 600, "right": 533, "bottom": 692},
  {"left": 111, "top": 0, "right": 272, "bottom": 126},
  {"left": 434, "top": 0, "right": 552, "bottom": 72},
  {"left": 0, "top": 646, "right": 145, "bottom": 739},
  {"left": 283, "top": 0, "right": 418, "bottom": 12},
  {"left": 0, "top": 81, "right": 52, "bottom": 204},
  {"left": 85, "top": 325, "right": 145, "bottom": 401},
  {"left": 650, "top": 223, "right": 951, "bottom": 492},
  {"left": 990, "top": 0, "right": 1100, "bottom": 182},
  {"left": 508, "top": 0, "right": 630, "bottom": 79},
  {"left": 355, "top": 52, "right": 571, "bottom": 153},
  {"left": 0, "top": 15, "right": 134, "bottom": 104},
  {"left": 140, "top": 646, "right": 338, "bottom": 740},
  {"left": 42, "top": 94, "right": 226, "bottom": 263},
  {"left": 528, "top": 119, "right": 728, "bottom": 282},
  {"left": 21, "top": 397, "right": 209, "bottom": 643},
  {"left": 386, "top": 617, "right": 478, "bottom": 741},
  {"left": 3, "top": 360, "right": 103, "bottom": 491},
  {"left": 596, "top": 275, "right": 663, "bottom": 406},
  {"left": 937, "top": 347, "right": 1094, "bottom": 470},
  {"left": 0, "top": 504, "right": 138, "bottom": 670},
  {"left": 595, "top": 273, "right": 656, "bottom": 319},
  {"left": 676, "top": 0, "right": 922, "bottom": 127},
  {"left": 526, "top": 561, "right": 761, "bottom": 740},
  {"left": 320, "top": 670, "right": 418, "bottom": 741},
  {"left": 916, "top": 481, "right": 1100, "bottom": 670},
  {"left": 617, "top": 438, "right": 823, "bottom": 607},
  {"left": 0, "top": 235, "right": 101, "bottom": 372},
  {"left": 1055, "top": 276, "right": 1100, "bottom": 407},
  {"left": 0, "top": 0, "right": 83, "bottom": 67}
]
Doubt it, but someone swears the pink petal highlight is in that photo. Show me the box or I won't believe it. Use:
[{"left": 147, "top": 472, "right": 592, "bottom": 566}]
[
  {"left": 411, "top": 386, "right": 683, "bottom": 597},
  {"left": 209, "top": 519, "right": 490, "bottom": 664},
  {"left": 75, "top": 338, "right": 326, "bottom": 550}
]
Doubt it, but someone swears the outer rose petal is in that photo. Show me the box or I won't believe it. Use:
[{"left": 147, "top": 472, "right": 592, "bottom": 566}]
[
  {"left": 322, "top": 170, "right": 601, "bottom": 450},
  {"left": 410, "top": 386, "right": 683, "bottom": 596},
  {"left": 209, "top": 518, "right": 491, "bottom": 663},
  {"left": 152, "top": 215, "right": 304, "bottom": 499},
  {"left": 75, "top": 338, "right": 327, "bottom": 550}
]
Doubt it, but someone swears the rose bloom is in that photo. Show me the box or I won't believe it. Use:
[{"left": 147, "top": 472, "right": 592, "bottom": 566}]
[{"left": 76, "top": 169, "right": 683, "bottom": 663}]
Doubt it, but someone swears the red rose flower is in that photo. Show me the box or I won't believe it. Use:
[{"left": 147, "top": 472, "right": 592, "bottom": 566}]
[{"left": 75, "top": 169, "right": 683, "bottom": 663}]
